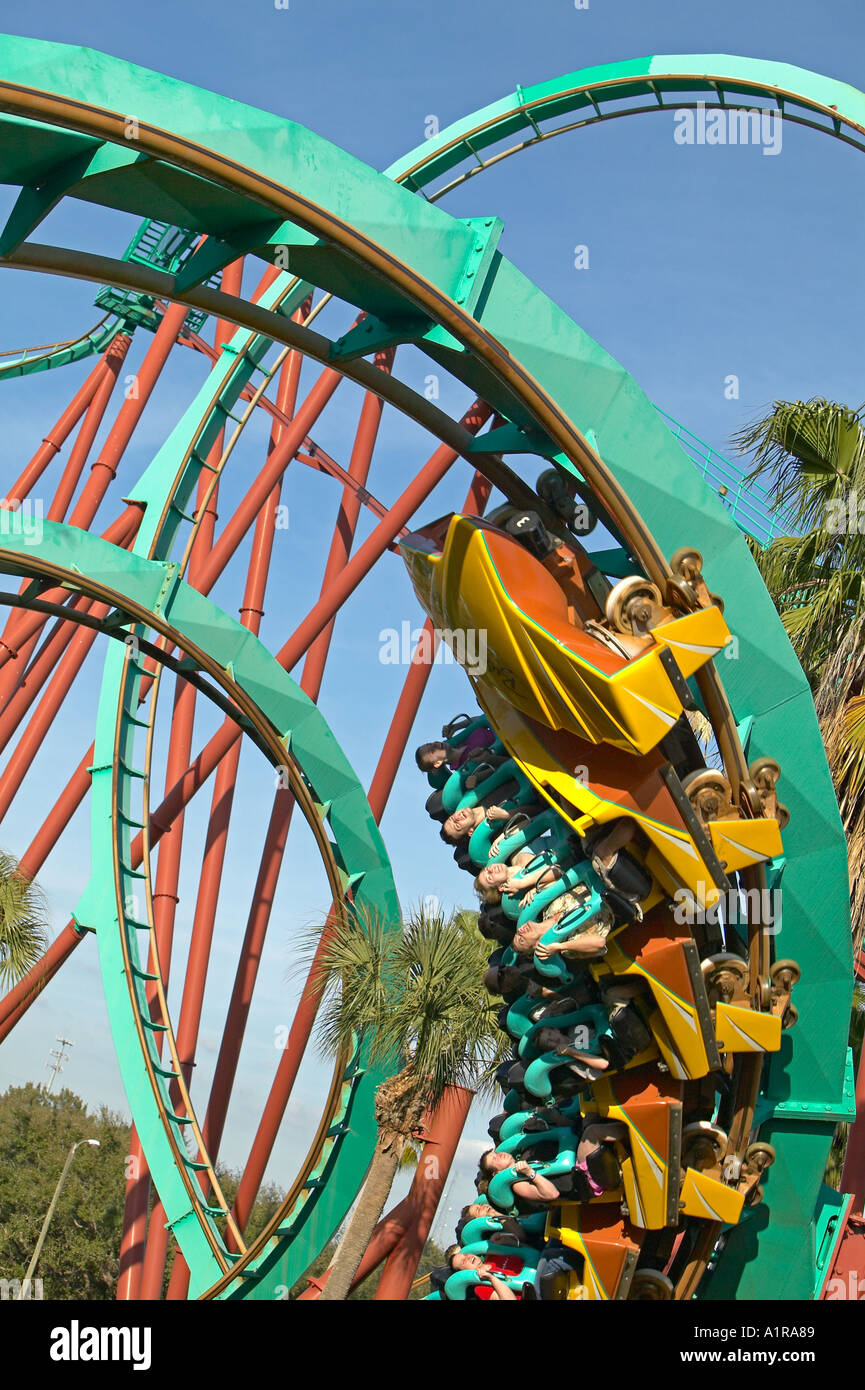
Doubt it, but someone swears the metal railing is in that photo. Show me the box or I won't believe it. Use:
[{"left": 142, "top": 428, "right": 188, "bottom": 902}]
[{"left": 656, "top": 407, "right": 795, "bottom": 548}]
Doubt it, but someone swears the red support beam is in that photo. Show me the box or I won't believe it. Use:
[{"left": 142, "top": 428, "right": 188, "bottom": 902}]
[
  {"left": 818, "top": 1209, "right": 865, "bottom": 1300},
  {"left": 203, "top": 351, "right": 396, "bottom": 1216},
  {"left": 0, "top": 305, "right": 188, "bottom": 675},
  {"left": 46, "top": 335, "right": 132, "bottom": 523},
  {"left": 189, "top": 365, "right": 346, "bottom": 600},
  {"left": 0, "top": 601, "right": 117, "bottom": 821},
  {"left": 70, "top": 304, "right": 189, "bottom": 532},
  {"left": 375, "top": 1086, "right": 474, "bottom": 1300},
  {"left": 133, "top": 264, "right": 246, "bottom": 1301},
  {"left": 367, "top": 468, "right": 491, "bottom": 821},
  {"left": 296, "top": 1197, "right": 415, "bottom": 1299},
  {"left": 0, "top": 595, "right": 114, "bottom": 758},
  {"left": 146, "top": 403, "right": 490, "bottom": 866},
  {"left": 274, "top": 403, "right": 491, "bottom": 679},
  {"left": 0, "top": 335, "right": 132, "bottom": 703},
  {"left": 7, "top": 339, "right": 121, "bottom": 502},
  {"left": 223, "top": 465, "right": 491, "bottom": 1251},
  {"left": 0, "top": 508, "right": 144, "bottom": 815},
  {"left": 298, "top": 1086, "right": 474, "bottom": 1300},
  {"left": 0, "top": 922, "right": 85, "bottom": 1040}
]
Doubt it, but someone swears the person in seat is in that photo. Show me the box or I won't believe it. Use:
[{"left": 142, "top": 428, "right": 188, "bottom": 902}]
[
  {"left": 441, "top": 800, "right": 514, "bottom": 845},
  {"left": 530, "top": 980, "right": 651, "bottom": 1076},
  {"left": 414, "top": 726, "right": 502, "bottom": 774},
  {"left": 513, "top": 910, "right": 609, "bottom": 963},
  {"left": 474, "top": 852, "right": 555, "bottom": 907},
  {"left": 442, "top": 1247, "right": 519, "bottom": 1300},
  {"left": 478, "top": 1149, "right": 564, "bottom": 1206},
  {"left": 454, "top": 1204, "right": 541, "bottom": 1247}
]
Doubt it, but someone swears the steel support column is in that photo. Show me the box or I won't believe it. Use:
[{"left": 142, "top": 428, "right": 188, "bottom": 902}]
[
  {"left": 374, "top": 1085, "right": 474, "bottom": 1300},
  {"left": 0, "top": 303, "right": 188, "bottom": 674},
  {"left": 202, "top": 352, "right": 395, "bottom": 1211},
  {"left": 224, "top": 466, "right": 490, "bottom": 1254},
  {"left": 131, "top": 265, "right": 246, "bottom": 1301}
]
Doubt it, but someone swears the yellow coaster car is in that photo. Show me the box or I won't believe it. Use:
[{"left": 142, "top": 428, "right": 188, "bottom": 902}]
[
  {"left": 399, "top": 514, "right": 731, "bottom": 756},
  {"left": 582, "top": 1069, "right": 747, "bottom": 1229},
  {"left": 545, "top": 1204, "right": 642, "bottom": 1300},
  {"left": 468, "top": 683, "right": 782, "bottom": 915},
  {"left": 592, "top": 904, "right": 722, "bottom": 1081},
  {"left": 581, "top": 1069, "right": 684, "bottom": 1230}
]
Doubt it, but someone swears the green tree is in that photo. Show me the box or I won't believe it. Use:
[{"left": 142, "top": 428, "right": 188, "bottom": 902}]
[
  {"left": 0, "top": 1083, "right": 292, "bottom": 1300},
  {"left": 0, "top": 1083, "right": 129, "bottom": 1298},
  {"left": 310, "top": 902, "right": 507, "bottom": 1302},
  {"left": 736, "top": 398, "right": 865, "bottom": 947},
  {"left": 0, "top": 850, "right": 49, "bottom": 985}
]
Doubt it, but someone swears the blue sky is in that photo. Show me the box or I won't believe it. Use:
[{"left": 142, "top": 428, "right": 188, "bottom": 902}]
[{"left": 0, "top": 0, "right": 863, "bottom": 1251}]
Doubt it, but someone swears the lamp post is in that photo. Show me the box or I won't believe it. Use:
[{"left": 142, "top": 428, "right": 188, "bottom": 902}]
[{"left": 18, "top": 1138, "right": 100, "bottom": 1298}]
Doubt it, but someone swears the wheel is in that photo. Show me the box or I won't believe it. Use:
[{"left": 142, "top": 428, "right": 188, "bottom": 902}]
[
  {"left": 745, "top": 1142, "right": 776, "bottom": 1171},
  {"left": 671, "top": 546, "right": 704, "bottom": 581},
  {"left": 748, "top": 757, "right": 789, "bottom": 827},
  {"left": 486, "top": 503, "right": 518, "bottom": 528},
  {"left": 758, "top": 975, "right": 774, "bottom": 1011},
  {"left": 666, "top": 574, "right": 701, "bottom": 612},
  {"left": 702, "top": 952, "right": 748, "bottom": 982},
  {"left": 669, "top": 545, "right": 726, "bottom": 613},
  {"left": 771, "top": 959, "right": 801, "bottom": 987},
  {"left": 604, "top": 575, "right": 664, "bottom": 635},
  {"left": 682, "top": 1120, "right": 728, "bottom": 1169},
  {"left": 682, "top": 769, "right": 735, "bottom": 822},
  {"left": 630, "top": 1269, "right": 674, "bottom": 1300},
  {"left": 745, "top": 1185, "right": 765, "bottom": 1207},
  {"left": 782, "top": 1003, "right": 799, "bottom": 1030},
  {"left": 749, "top": 756, "right": 781, "bottom": 787}
]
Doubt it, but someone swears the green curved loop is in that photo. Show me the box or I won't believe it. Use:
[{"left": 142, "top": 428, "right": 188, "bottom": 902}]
[
  {"left": 0, "top": 39, "right": 852, "bottom": 1298},
  {"left": 0, "top": 315, "right": 124, "bottom": 380},
  {"left": 385, "top": 53, "right": 865, "bottom": 187},
  {"left": 0, "top": 523, "right": 400, "bottom": 1299}
]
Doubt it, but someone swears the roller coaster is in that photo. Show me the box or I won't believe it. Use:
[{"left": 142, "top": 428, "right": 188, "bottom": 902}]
[{"left": 0, "top": 38, "right": 857, "bottom": 1300}]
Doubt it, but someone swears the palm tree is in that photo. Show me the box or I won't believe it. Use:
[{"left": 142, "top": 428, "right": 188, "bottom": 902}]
[
  {"left": 735, "top": 398, "right": 865, "bottom": 948},
  {"left": 825, "top": 984, "right": 865, "bottom": 1188},
  {"left": 308, "top": 901, "right": 507, "bottom": 1302},
  {"left": 0, "top": 849, "right": 49, "bottom": 987}
]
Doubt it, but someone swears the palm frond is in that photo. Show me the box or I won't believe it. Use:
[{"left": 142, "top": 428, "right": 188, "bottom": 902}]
[
  {"left": 750, "top": 533, "right": 865, "bottom": 684},
  {"left": 302, "top": 898, "right": 509, "bottom": 1128},
  {"left": 734, "top": 398, "right": 865, "bottom": 533},
  {"left": 298, "top": 901, "right": 403, "bottom": 1067},
  {"left": 812, "top": 615, "right": 865, "bottom": 951},
  {"left": 687, "top": 710, "right": 713, "bottom": 749},
  {"left": 0, "top": 851, "right": 49, "bottom": 986}
]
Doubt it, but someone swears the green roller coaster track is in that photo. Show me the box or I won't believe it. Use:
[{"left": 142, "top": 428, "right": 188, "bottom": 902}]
[{"left": 0, "top": 40, "right": 854, "bottom": 1298}]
